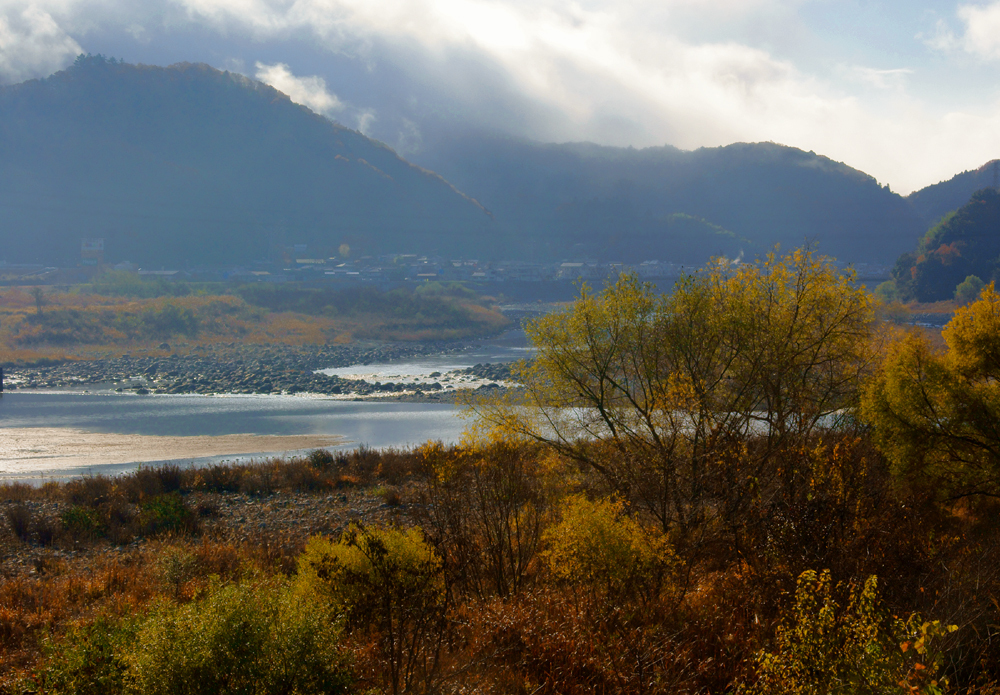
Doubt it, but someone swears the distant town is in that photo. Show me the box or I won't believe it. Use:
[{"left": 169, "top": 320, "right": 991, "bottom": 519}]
[{"left": 0, "top": 238, "right": 892, "bottom": 290}]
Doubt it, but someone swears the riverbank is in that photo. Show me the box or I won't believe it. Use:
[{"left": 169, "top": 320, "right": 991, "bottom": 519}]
[{"left": 0, "top": 428, "right": 345, "bottom": 477}]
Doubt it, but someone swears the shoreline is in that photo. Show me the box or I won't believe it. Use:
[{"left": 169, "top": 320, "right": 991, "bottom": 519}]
[{"left": 0, "top": 428, "right": 345, "bottom": 477}]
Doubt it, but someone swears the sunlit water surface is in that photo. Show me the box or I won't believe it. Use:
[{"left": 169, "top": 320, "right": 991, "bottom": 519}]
[{"left": 0, "top": 332, "right": 533, "bottom": 480}]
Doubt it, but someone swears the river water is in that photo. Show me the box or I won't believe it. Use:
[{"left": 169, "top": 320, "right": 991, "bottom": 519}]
[{"left": 0, "top": 330, "right": 534, "bottom": 480}]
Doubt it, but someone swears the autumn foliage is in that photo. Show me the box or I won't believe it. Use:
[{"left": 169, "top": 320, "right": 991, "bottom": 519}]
[{"left": 4, "top": 251, "right": 1000, "bottom": 693}]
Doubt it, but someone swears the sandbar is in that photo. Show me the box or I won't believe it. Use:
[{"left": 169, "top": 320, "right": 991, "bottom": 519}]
[{"left": 0, "top": 427, "right": 344, "bottom": 475}]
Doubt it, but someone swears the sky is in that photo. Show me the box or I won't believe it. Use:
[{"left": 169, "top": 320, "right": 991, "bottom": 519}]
[{"left": 1, "top": 0, "right": 999, "bottom": 194}]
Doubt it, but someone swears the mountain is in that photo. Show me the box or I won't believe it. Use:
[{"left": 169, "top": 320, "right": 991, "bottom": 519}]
[
  {"left": 886, "top": 187, "right": 1000, "bottom": 303},
  {"left": 906, "top": 160, "right": 1000, "bottom": 227},
  {"left": 3, "top": 57, "right": 975, "bottom": 269},
  {"left": 0, "top": 56, "right": 494, "bottom": 267},
  {"left": 411, "top": 132, "right": 929, "bottom": 264}
]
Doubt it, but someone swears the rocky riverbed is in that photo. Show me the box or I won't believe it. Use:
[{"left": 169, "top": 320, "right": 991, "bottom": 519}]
[{"left": 2, "top": 342, "right": 518, "bottom": 402}]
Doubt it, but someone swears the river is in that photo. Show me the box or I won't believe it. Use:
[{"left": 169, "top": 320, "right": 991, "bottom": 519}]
[{"left": 0, "top": 330, "right": 534, "bottom": 481}]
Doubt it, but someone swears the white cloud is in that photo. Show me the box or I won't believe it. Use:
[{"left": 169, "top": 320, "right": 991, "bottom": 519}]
[
  {"left": 354, "top": 108, "right": 375, "bottom": 134},
  {"left": 920, "top": 17, "right": 958, "bottom": 52},
  {"left": 957, "top": 1, "right": 1000, "bottom": 59},
  {"left": 254, "top": 61, "right": 342, "bottom": 114},
  {"left": 928, "top": 2, "right": 1000, "bottom": 60},
  {"left": 848, "top": 66, "right": 913, "bottom": 90},
  {"left": 0, "top": 4, "right": 82, "bottom": 83}
]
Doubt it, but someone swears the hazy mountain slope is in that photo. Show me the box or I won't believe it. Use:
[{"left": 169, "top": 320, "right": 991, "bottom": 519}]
[
  {"left": 0, "top": 57, "right": 494, "bottom": 266},
  {"left": 906, "top": 160, "right": 1000, "bottom": 226},
  {"left": 413, "top": 133, "right": 929, "bottom": 264}
]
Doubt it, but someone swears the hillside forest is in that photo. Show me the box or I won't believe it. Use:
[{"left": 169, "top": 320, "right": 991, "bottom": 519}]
[
  {"left": 880, "top": 188, "right": 1000, "bottom": 304},
  {"left": 3, "top": 248, "right": 1000, "bottom": 693}
]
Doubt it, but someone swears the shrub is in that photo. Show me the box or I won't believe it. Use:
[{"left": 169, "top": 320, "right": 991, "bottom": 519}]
[
  {"left": 36, "top": 617, "right": 136, "bottom": 695},
  {"left": 875, "top": 280, "right": 901, "bottom": 303},
  {"left": 125, "top": 579, "right": 351, "bottom": 695},
  {"left": 5, "top": 505, "right": 33, "bottom": 541},
  {"left": 61, "top": 506, "right": 105, "bottom": 542},
  {"left": 464, "top": 587, "right": 693, "bottom": 694},
  {"left": 4, "top": 505, "right": 59, "bottom": 545},
  {"left": 740, "top": 569, "right": 956, "bottom": 695},
  {"left": 307, "top": 448, "right": 337, "bottom": 470},
  {"left": 543, "top": 495, "right": 676, "bottom": 603},
  {"left": 35, "top": 579, "right": 351, "bottom": 695},
  {"left": 63, "top": 476, "right": 114, "bottom": 507},
  {"left": 134, "top": 493, "right": 197, "bottom": 537},
  {"left": 415, "top": 441, "right": 547, "bottom": 598},
  {"left": 0, "top": 482, "right": 40, "bottom": 502},
  {"left": 955, "top": 275, "right": 985, "bottom": 305},
  {"left": 119, "top": 465, "right": 182, "bottom": 502},
  {"left": 298, "top": 525, "right": 445, "bottom": 695}
]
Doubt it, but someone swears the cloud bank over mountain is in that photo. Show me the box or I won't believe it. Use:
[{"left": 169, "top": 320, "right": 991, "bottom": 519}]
[{"left": 1, "top": 0, "right": 999, "bottom": 194}]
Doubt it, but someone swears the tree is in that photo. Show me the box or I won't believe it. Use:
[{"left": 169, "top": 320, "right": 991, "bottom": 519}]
[
  {"left": 415, "top": 441, "right": 546, "bottom": 599},
  {"left": 954, "top": 275, "right": 984, "bottom": 305},
  {"left": 30, "top": 286, "right": 45, "bottom": 314},
  {"left": 298, "top": 525, "right": 446, "bottom": 695},
  {"left": 862, "top": 282, "right": 1000, "bottom": 499},
  {"left": 468, "top": 248, "right": 878, "bottom": 544}
]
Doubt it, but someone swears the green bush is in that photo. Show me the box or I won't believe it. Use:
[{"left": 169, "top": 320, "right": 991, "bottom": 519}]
[
  {"left": 137, "top": 303, "right": 199, "bottom": 339},
  {"left": 36, "top": 617, "right": 135, "bottom": 695},
  {"left": 955, "top": 275, "right": 985, "bottom": 305},
  {"left": 35, "top": 579, "right": 352, "bottom": 695},
  {"left": 135, "top": 493, "right": 197, "bottom": 536},
  {"left": 60, "top": 506, "right": 105, "bottom": 541},
  {"left": 126, "top": 579, "right": 350, "bottom": 695},
  {"left": 298, "top": 525, "right": 444, "bottom": 621},
  {"left": 89, "top": 271, "right": 194, "bottom": 298},
  {"left": 874, "top": 280, "right": 901, "bottom": 303}
]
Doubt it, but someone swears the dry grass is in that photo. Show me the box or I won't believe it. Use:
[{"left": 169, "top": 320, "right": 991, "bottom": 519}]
[
  {"left": 0, "top": 446, "right": 431, "bottom": 686},
  {"left": 907, "top": 299, "right": 959, "bottom": 314},
  {"left": 0, "top": 285, "right": 509, "bottom": 363}
]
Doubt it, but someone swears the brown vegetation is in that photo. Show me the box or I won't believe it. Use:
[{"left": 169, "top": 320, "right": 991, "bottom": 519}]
[
  {"left": 3, "top": 254, "right": 1000, "bottom": 693},
  {"left": 0, "top": 282, "right": 509, "bottom": 364},
  {"left": 0, "top": 430, "right": 996, "bottom": 694}
]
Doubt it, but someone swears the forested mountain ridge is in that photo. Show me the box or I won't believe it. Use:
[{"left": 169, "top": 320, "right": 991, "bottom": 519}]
[
  {"left": 885, "top": 187, "right": 1000, "bottom": 302},
  {"left": 906, "top": 160, "right": 1000, "bottom": 227},
  {"left": 2, "top": 56, "right": 994, "bottom": 268},
  {"left": 412, "top": 133, "right": 930, "bottom": 264},
  {"left": 0, "top": 56, "right": 495, "bottom": 266}
]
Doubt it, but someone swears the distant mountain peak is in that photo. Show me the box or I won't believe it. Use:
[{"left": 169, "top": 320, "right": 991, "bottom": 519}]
[{"left": 0, "top": 59, "right": 495, "bottom": 266}]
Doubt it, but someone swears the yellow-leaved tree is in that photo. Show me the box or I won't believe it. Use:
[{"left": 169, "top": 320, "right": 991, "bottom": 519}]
[
  {"left": 467, "top": 248, "right": 878, "bottom": 545},
  {"left": 861, "top": 282, "right": 1000, "bottom": 499},
  {"left": 297, "top": 525, "right": 446, "bottom": 695}
]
